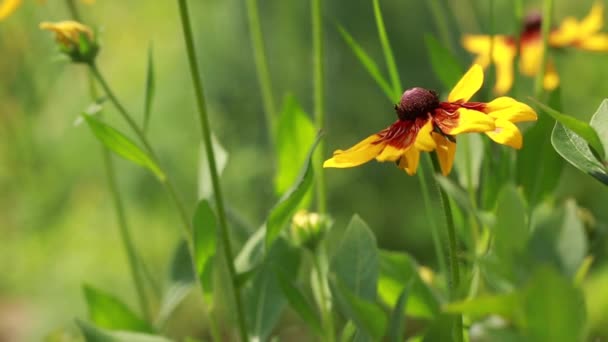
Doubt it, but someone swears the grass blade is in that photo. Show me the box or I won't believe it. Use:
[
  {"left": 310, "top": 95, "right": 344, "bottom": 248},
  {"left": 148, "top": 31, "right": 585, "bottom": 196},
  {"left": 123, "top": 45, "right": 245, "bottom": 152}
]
[{"left": 373, "top": 0, "right": 401, "bottom": 97}]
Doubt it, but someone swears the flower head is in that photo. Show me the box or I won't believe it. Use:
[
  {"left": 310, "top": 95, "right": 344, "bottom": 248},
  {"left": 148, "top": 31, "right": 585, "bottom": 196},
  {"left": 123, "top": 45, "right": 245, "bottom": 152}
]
[
  {"left": 290, "top": 210, "right": 330, "bottom": 250},
  {"left": 463, "top": 2, "right": 608, "bottom": 95},
  {"left": 40, "top": 20, "right": 98, "bottom": 63},
  {"left": 0, "top": 0, "right": 95, "bottom": 21},
  {"left": 323, "top": 64, "right": 537, "bottom": 176}
]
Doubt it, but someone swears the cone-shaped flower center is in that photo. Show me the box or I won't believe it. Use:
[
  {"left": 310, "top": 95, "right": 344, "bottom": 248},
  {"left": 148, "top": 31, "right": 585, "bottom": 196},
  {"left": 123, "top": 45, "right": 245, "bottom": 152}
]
[
  {"left": 395, "top": 87, "right": 439, "bottom": 121},
  {"left": 523, "top": 12, "right": 542, "bottom": 33}
]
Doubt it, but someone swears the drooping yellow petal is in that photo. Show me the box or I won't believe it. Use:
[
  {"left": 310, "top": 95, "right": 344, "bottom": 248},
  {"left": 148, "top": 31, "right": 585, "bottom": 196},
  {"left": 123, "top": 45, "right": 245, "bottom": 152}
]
[
  {"left": 543, "top": 60, "right": 560, "bottom": 90},
  {"left": 431, "top": 133, "right": 456, "bottom": 176},
  {"left": 376, "top": 144, "right": 405, "bottom": 162},
  {"left": 577, "top": 33, "right": 608, "bottom": 51},
  {"left": 579, "top": 2, "right": 604, "bottom": 37},
  {"left": 493, "top": 41, "right": 516, "bottom": 95},
  {"left": 485, "top": 97, "right": 537, "bottom": 123},
  {"left": 414, "top": 119, "right": 436, "bottom": 152},
  {"left": 519, "top": 38, "right": 543, "bottom": 76},
  {"left": 485, "top": 118, "right": 523, "bottom": 149},
  {"left": 397, "top": 147, "right": 420, "bottom": 175},
  {"left": 323, "top": 135, "right": 385, "bottom": 168},
  {"left": 550, "top": 18, "right": 581, "bottom": 47},
  {"left": 445, "top": 108, "right": 495, "bottom": 135},
  {"left": 0, "top": 0, "right": 21, "bottom": 20},
  {"left": 448, "top": 64, "right": 484, "bottom": 103},
  {"left": 40, "top": 20, "right": 94, "bottom": 47}
]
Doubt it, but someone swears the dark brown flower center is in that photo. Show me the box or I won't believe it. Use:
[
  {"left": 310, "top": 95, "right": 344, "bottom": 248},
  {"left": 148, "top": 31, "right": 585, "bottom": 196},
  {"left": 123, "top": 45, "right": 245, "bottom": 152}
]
[
  {"left": 395, "top": 87, "right": 439, "bottom": 121},
  {"left": 523, "top": 12, "right": 542, "bottom": 33}
]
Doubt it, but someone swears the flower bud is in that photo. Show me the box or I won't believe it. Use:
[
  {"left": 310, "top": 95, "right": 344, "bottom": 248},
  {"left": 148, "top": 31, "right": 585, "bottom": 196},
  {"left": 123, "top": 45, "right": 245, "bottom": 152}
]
[
  {"left": 290, "top": 210, "right": 330, "bottom": 250},
  {"left": 40, "top": 20, "right": 98, "bottom": 63}
]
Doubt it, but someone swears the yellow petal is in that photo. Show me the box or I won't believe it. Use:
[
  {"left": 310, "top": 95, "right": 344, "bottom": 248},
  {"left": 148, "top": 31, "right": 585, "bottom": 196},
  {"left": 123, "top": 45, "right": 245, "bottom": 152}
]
[
  {"left": 543, "top": 60, "right": 560, "bottom": 90},
  {"left": 431, "top": 133, "right": 456, "bottom": 176},
  {"left": 485, "top": 97, "right": 537, "bottom": 123},
  {"left": 323, "top": 135, "right": 385, "bottom": 168},
  {"left": 519, "top": 38, "right": 543, "bottom": 76},
  {"left": 577, "top": 33, "right": 608, "bottom": 51},
  {"left": 448, "top": 64, "right": 484, "bottom": 103},
  {"left": 485, "top": 118, "right": 523, "bottom": 149},
  {"left": 414, "top": 119, "right": 436, "bottom": 152},
  {"left": 550, "top": 18, "right": 580, "bottom": 47},
  {"left": 444, "top": 108, "right": 495, "bottom": 135},
  {"left": 0, "top": 0, "right": 21, "bottom": 20},
  {"left": 462, "top": 35, "right": 491, "bottom": 53},
  {"left": 493, "top": 43, "right": 515, "bottom": 95},
  {"left": 376, "top": 144, "right": 405, "bottom": 162},
  {"left": 397, "top": 147, "right": 421, "bottom": 176},
  {"left": 579, "top": 2, "right": 604, "bottom": 37}
]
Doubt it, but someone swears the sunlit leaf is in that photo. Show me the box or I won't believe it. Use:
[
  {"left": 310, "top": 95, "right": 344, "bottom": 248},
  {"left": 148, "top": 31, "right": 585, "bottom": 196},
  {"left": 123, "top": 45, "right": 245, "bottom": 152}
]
[
  {"left": 274, "top": 95, "right": 316, "bottom": 196},
  {"left": 82, "top": 285, "right": 152, "bottom": 333},
  {"left": 265, "top": 133, "right": 322, "bottom": 249},
  {"left": 76, "top": 320, "right": 172, "bottom": 342},
  {"left": 337, "top": 25, "right": 394, "bottom": 101},
  {"left": 192, "top": 199, "right": 217, "bottom": 305},
  {"left": 589, "top": 99, "right": 608, "bottom": 158},
  {"left": 330, "top": 215, "right": 378, "bottom": 300},
  {"left": 198, "top": 134, "right": 229, "bottom": 199},
  {"left": 143, "top": 44, "right": 155, "bottom": 133},
  {"left": 443, "top": 293, "right": 520, "bottom": 319},
  {"left": 424, "top": 35, "right": 464, "bottom": 91},
  {"left": 454, "top": 133, "right": 484, "bottom": 190},
  {"left": 83, "top": 115, "right": 165, "bottom": 181},
  {"left": 277, "top": 271, "right": 323, "bottom": 335}
]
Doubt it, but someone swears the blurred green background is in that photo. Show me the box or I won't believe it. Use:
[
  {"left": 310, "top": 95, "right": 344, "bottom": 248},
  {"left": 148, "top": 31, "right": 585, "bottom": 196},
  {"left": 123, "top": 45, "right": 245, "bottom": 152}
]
[{"left": 1, "top": 0, "right": 608, "bottom": 340}]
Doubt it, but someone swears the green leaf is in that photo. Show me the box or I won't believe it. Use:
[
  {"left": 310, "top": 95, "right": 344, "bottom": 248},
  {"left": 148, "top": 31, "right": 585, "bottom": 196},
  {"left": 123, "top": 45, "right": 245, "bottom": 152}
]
[
  {"left": 424, "top": 35, "right": 464, "bottom": 91},
  {"left": 82, "top": 285, "right": 152, "bottom": 333},
  {"left": 246, "top": 238, "right": 300, "bottom": 341},
  {"left": 192, "top": 199, "right": 217, "bottom": 305},
  {"left": 274, "top": 95, "right": 316, "bottom": 196},
  {"left": 532, "top": 99, "right": 605, "bottom": 158},
  {"left": 337, "top": 25, "right": 394, "bottom": 101},
  {"left": 494, "top": 185, "right": 528, "bottom": 263},
  {"left": 516, "top": 89, "right": 564, "bottom": 207},
  {"left": 330, "top": 215, "right": 379, "bottom": 300},
  {"left": 435, "top": 176, "right": 493, "bottom": 228},
  {"left": 277, "top": 271, "right": 323, "bottom": 335},
  {"left": 443, "top": 293, "right": 520, "bottom": 319},
  {"left": 198, "top": 134, "right": 229, "bottom": 199},
  {"left": 265, "top": 133, "right": 322, "bottom": 249},
  {"left": 387, "top": 284, "right": 410, "bottom": 342},
  {"left": 373, "top": 0, "right": 402, "bottom": 96},
  {"left": 76, "top": 320, "right": 172, "bottom": 342},
  {"left": 143, "top": 44, "right": 155, "bottom": 134},
  {"left": 331, "top": 278, "right": 388, "bottom": 340},
  {"left": 421, "top": 315, "right": 453, "bottom": 342},
  {"left": 378, "top": 250, "right": 439, "bottom": 318},
  {"left": 156, "top": 241, "right": 194, "bottom": 326},
  {"left": 590, "top": 99, "right": 608, "bottom": 159},
  {"left": 454, "top": 133, "right": 484, "bottom": 190},
  {"left": 83, "top": 115, "right": 165, "bottom": 181}
]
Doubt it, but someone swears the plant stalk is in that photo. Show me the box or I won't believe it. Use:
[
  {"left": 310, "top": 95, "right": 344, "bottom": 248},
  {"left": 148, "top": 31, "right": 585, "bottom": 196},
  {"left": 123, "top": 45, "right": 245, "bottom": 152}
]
[
  {"left": 312, "top": 0, "right": 327, "bottom": 215},
  {"left": 534, "top": 0, "right": 554, "bottom": 97},
  {"left": 175, "top": 1, "right": 249, "bottom": 341},
  {"left": 312, "top": 248, "right": 335, "bottom": 342}
]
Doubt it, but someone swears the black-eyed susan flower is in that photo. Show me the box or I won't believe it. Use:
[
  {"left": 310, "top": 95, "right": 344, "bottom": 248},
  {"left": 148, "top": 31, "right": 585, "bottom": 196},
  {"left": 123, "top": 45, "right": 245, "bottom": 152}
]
[
  {"left": 323, "top": 64, "right": 537, "bottom": 176},
  {"left": 463, "top": 2, "right": 608, "bottom": 95},
  {"left": 40, "top": 20, "right": 98, "bottom": 63},
  {"left": 0, "top": 0, "right": 95, "bottom": 20}
]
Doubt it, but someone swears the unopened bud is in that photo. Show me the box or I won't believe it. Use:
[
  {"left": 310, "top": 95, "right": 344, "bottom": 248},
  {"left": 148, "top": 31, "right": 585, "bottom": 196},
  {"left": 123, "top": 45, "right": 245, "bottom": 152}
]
[
  {"left": 40, "top": 20, "right": 98, "bottom": 63},
  {"left": 290, "top": 210, "right": 330, "bottom": 250}
]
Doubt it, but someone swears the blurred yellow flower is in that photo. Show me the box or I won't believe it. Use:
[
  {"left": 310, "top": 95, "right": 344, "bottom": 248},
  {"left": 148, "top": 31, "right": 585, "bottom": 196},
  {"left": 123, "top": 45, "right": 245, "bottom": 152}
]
[
  {"left": 463, "top": 2, "right": 608, "bottom": 95},
  {"left": 324, "top": 65, "right": 537, "bottom": 176},
  {"left": 0, "top": 0, "right": 95, "bottom": 20},
  {"left": 40, "top": 20, "right": 97, "bottom": 62}
]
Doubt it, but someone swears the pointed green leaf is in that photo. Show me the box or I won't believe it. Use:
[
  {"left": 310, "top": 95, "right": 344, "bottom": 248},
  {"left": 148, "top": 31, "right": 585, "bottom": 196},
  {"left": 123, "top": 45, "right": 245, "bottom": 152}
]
[
  {"left": 192, "top": 199, "right": 217, "bottom": 305},
  {"left": 76, "top": 320, "right": 172, "bottom": 342},
  {"left": 387, "top": 284, "right": 410, "bottom": 342},
  {"left": 82, "top": 285, "right": 152, "bottom": 333},
  {"left": 552, "top": 122, "right": 608, "bottom": 185},
  {"left": 373, "top": 0, "right": 402, "bottom": 96},
  {"left": 198, "top": 135, "right": 229, "bottom": 199},
  {"left": 590, "top": 99, "right": 608, "bottom": 159},
  {"left": 330, "top": 215, "right": 379, "bottom": 300},
  {"left": 156, "top": 241, "right": 194, "bottom": 326},
  {"left": 83, "top": 115, "right": 165, "bottom": 181},
  {"left": 277, "top": 271, "right": 323, "bottom": 335},
  {"left": 275, "top": 95, "right": 316, "bottom": 196},
  {"left": 337, "top": 25, "right": 394, "bottom": 101},
  {"left": 532, "top": 99, "right": 605, "bottom": 158},
  {"left": 424, "top": 35, "right": 464, "bottom": 91},
  {"left": 443, "top": 293, "right": 520, "bottom": 319},
  {"left": 143, "top": 44, "right": 155, "bottom": 133},
  {"left": 454, "top": 133, "right": 484, "bottom": 190},
  {"left": 265, "top": 133, "right": 322, "bottom": 249}
]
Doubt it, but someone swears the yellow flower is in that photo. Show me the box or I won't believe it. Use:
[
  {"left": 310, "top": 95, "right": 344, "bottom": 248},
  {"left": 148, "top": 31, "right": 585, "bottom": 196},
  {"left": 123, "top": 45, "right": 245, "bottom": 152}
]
[
  {"left": 323, "top": 64, "right": 537, "bottom": 176},
  {"left": 0, "top": 0, "right": 95, "bottom": 20},
  {"left": 40, "top": 20, "right": 97, "bottom": 63},
  {"left": 463, "top": 3, "right": 608, "bottom": 95}
]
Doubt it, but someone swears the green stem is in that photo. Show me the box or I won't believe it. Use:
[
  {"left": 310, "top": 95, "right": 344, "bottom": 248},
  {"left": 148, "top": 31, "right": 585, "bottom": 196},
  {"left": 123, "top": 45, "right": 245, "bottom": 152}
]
[
  {"left": 245, "top": 0, "right": 277, "bottom": 140},
  {"left": 373, "top": 0, "right": 402, "bottom": 95},
  {"left": 312, "top": 0, "right": 327, "bottom": 215},
  {"left": 175, "top": 1, "right": 248, "bottom": 341},
  {"left": 64, "top": 0, "right": 150, "bottom": 320},
  {"left": 312, "top": 248, "right": 335, "bottom": 342},
  {"left": 431, "top": 155, "right": 463, "bottom": 342},
  {"left": 534, "top": 0, "right": 554, "bottom": 97}
]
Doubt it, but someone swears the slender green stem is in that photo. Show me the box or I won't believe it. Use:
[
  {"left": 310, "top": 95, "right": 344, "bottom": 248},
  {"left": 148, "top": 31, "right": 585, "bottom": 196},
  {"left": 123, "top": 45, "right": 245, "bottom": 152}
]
[
  {"left": 311, "top": 248, "right": 335, "bottom": 342},
  {"left": 431, "top": 155, "right": 463, "bottom": 342},
  {"left": 64, "top": 0, "right": 150, "bottom": 320},
  {"left": 373, "top": 0, "right": 402, "bottom": 95},
  {"left": 175, "top": 1, "right": 248, "bottom": 341},
  {"left": 534, "top": 0, "right": 554, "bottom": 97},
  {"left": 245, "top": 0, "right": 277, "bottom": 140},
  {"left": 312, "top": 0, "right": 327, "bottom": 215},
  {"left": 426, "top": 0, "right": 454, "bottom": 52}
]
